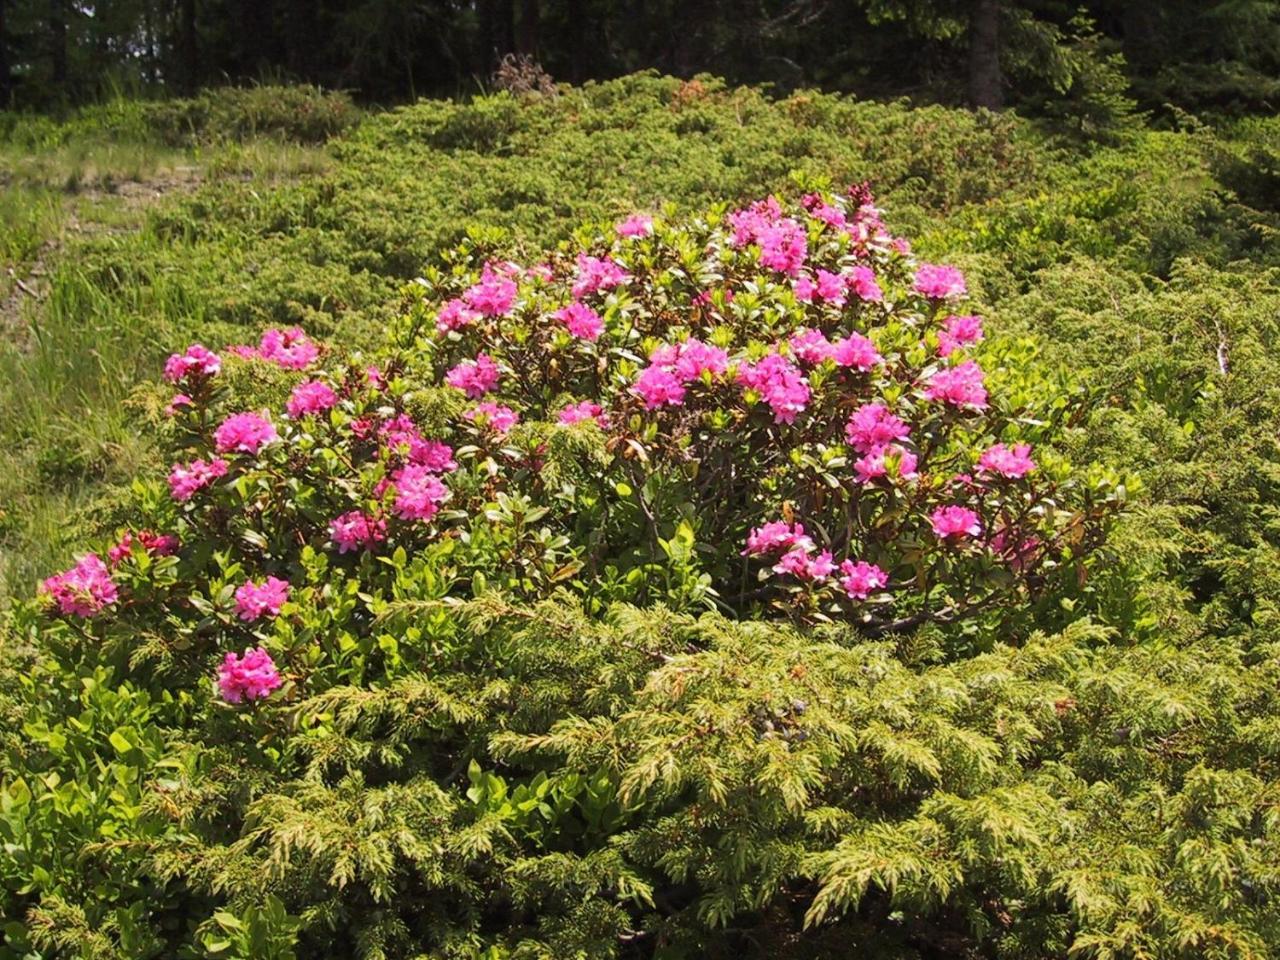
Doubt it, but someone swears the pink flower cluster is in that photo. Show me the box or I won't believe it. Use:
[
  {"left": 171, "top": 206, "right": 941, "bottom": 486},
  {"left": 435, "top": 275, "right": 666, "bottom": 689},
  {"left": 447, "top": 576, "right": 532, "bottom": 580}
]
[
  {"left": 286, "top": 380, "right": 338, "bottom": 419},
  {"left": 463, "top": 266, "right": 519, "bottom": 317},
  {"left": 572, "top": 254, "right": 631, "bottom": 299},
  {"left": 743, "top": 520, "right": 887, "bottom": 599},
  {"left": 556, "top": 302, "right": 604, "bottom": 341},
  {"left": 445, "top": 353, "right": 500, "bottom": 398},
  {"left": 938, "top": 314, "right": 983, "bottom": 357},
  {"left": 164, "top": 344, "right": 221, "bottom": 384},
  {"left": 169, "top": 457, "right": 229, "bottom": 502},
  {"left": 854, "top": 445, "right": 918, "bottom": 484},
  {"left": 728, "top": 197, "right": 808, "bottom": 276},
  {"left": 794, "top": 269, "right": 848, "bottom": 307},
  {"left": 839, "top": 560, "right": 889, "bottom": 600},
  {"left": 391, "top": 464, "right": 449, "bottom": 521},
  {"left": 925, "top": 360, "right": 988, "bottom": 410},
  {"left": 40, "top": 554, "right": 118, "bottom": 617},
  {"left": 787, "top": 329, "right": 881, "bottom": 372},
  {"left": 913, "top": 264, "right": 967, "bottom": 300},
  {"left": 557, "top": 400, "right": 608, "bottom": 427},
  {"left": 845, "top": 403, "right": 910, "bottom": 453},
  {"left": 978, "top": 442, "right": 1035, "bottom": 479},
  {"left": 234, "top": 576, "right": 290, "bottom": 622},
  {"left": 616, "top": 214, "right": 654, "bottom": 238},
  {"left": 631, "top": 339, "right": 729, "bottom": 409},
  {"left": 108, "top": 530, "right": 179, "bottom": 565},
  {"left": 229, "top": 327, "right": 320, "bottom": 370},
  {"left": 378, "top": 415, "right": 457, "bottom": 471},
  {"left": 465, "top": 402, "right": 519, "bottom": 434},
  {"left": 436, "top": 298, "right": 480, "bottom": 334},
  {"left": 738, "top": 353, "right": 810, "bottom": 424},
  {"left": 214, "top": 412, "right": 278, "bottom": 454},
  {"left": 846, "top": 265, "right": 884, "bottom": 302},
  {"left": 330, "top": 510, "right": 386, "bottom": 554},
  {"left": 931, "top": 505, "right": 982, "bottom": 540},
  {"left": 217, "top": 647, "right": 283, "bottom": 703}
]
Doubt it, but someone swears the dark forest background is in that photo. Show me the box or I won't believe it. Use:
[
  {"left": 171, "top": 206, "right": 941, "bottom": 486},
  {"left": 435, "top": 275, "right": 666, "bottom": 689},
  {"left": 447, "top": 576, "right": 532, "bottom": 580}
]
[{"left": 0, "top": 1, "right": 1276, "bottom": 118}]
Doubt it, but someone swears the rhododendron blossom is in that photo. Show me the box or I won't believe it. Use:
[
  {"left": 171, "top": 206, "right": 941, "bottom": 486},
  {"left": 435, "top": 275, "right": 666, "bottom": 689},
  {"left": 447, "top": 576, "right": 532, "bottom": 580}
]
[
  {"left": 217, "top": 647, "right": 282, "bottom": 703},
  {"left": 774, "top": 547, "right": 835, "bottom": 581},
  {"left": 555, "top": 302, "right": 604, "bottom": 341},
  {"left": 671, "top": 339, "right": 729, "bottom": 381},
  {"left": 738, "top": 353, "right": 810, "bottom": 424},
  {"left": 789, "top": 328, "right": 834, "bottom": 365},
  {"left": 938, "top": 314, "right": 984, "bottom": 357},
  {"left": 840, "top": 560, "right": 889, "bottom": 600},
  {"left": 169, "top": 457, "right": 228, "bottom": 502},
  {"left": 830, "top": 333, "right": 882, "bottom": 371},
  {"left": 557, "top": 400, "right": 608, "bottom": 427},
  {"left": 214, "top": 412, "right": 278, "bottom": 454},
  {"left": 978, "top": 442, "right": 1036, "bottom": 479},
  {"left": 108, "top": 530, "right": 178, "bottom": 565},
  {"left": 931, "top": 505, "right": 982, "bottom": 540},
  {"left": 854, "top": 445, "right": 919, "bottom": 484},
  {"left": 756, "top": 220, "right": 807, "bottom": 276},
  {"left": 616, "top": 214, "right": 654, "bottom": 238},
  {"left": 377, "top": 415, "right": 456, "bottom": 472},
  {"left": 445, "top": 353, "right": 500, "bottom": 398},
  {"left": 744, "top": 521, "right": 814, "bottom": 556},
  {"left": 846, "top": 266, "right": 883, "bottom": 302},
  {"left": 572, "top": 254, "right": 631, "bottom": 299},
  {"left": 286, "top": 380, "right": 338, "bottom": 419},
  {"left": 913, "top": 264, "right": 967, "bottom": 300},
  {"left": 392, "top": 464, "right": 449, "bottom": 521},
  {"left": 165, "top": 394, "right": 192, "bottom": 416},
  {"left": 329, "top": 511, "right": 386, "bottom": 554},
  {"left": 40, "top": 554, "right": 118, "bottom": 617},
  {"left": 925, "top": 360, "right": 988, "bottom": 410},
  {"left": 235, "top": 327, "right": 321, "bottom": 369},
  {"left": 234, "top": 576, "right": 290, "bottom": 622},
  {"left": 845, "top": 403, "right": 910, "bottom": 453},
  {"left": 465, "top": 402, "right": 519, "bottom": 434},
  {"left": 815, "top": 269, "right": 847, "bottom": 306},
  {"left": 436, "top": 298, "right": 480, "bottom": 334},
  {"left": 164, "top": 344, "right": 221, "bottom": 383},
  {"left": 463, "top": 267, "right": 519, "bottom": 317},
  {"left": 632, "top": 365, "right": 686, "bottom": 409}
]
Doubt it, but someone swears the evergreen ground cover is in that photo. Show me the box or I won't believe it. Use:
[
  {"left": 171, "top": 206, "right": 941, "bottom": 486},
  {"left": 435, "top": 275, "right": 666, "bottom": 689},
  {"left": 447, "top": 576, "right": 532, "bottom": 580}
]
[{"left": 1, "top": 76, "right": 1279, "bottom": 958}]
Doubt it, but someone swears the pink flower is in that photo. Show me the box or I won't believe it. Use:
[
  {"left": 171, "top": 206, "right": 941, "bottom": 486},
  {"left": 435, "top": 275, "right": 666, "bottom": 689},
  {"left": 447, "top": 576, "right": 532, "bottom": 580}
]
[
  {"left": 464, "top": 402, "right": 519, "bottom": 434},
  {"left": 846, "top": 266, "right": 883, "bottom": 302},
  {"left": 925, "top": 361, "right": 988, "bottom": 410},
  {"left": 854, "top": 445, "right": 919, "bottom": 483},
  {"left": 168, "top": 457, "right": 229, "bottom": 502},
  {"left": 108, "top": 530, "right": 179, "bottom": 565},
  {"left": 914, "top": 264, "right": 967, "bottom": 300},
  {"left": 978, "top": 442, "right": 1035, "bottom": 479},
  {"left": 793, "top": 275, "right": 816, "bottom": 302},
  {"left": 672, "top": 339, "right": 729, "bottom": 381},
  {"left": 234, "top": 576, "right": 290, "bottom": 622},
  {"left": 463, "top": 267, "right": 518, "bottom": 317},
  {"left": 773, "top": 548, "right": 834, "bottom": 581},
  {"left": 436, "top": 298, "right": 480, "bottom": 334},
  {"left": 377, "top": 415, "right": 456, "bottom": 472},
  {"left": 556, "top": 302, "right": 604, "bottom": 341},
  {"left": 558, "top": 400, "right": 608, "bottom": 427},
  {"left": 165, "top": 394, "right": 193, "bottom": 416},
  {"left": 632, "top": 365, "right": 686, "bottom": 409},
  {"left": 572, "top": 254, "right": 631, "bottom": 299},
  {"left": 258, "top": 327, "right": 320, "bottom": 370},
  {"left": 789, "top": 328, "right": 834, "bottom": 366},
  {"left": 830, "top": 333, "right": 882, "bottom": 371},
  {"left": 815, "top": 269, "right": 847, "bottom": 307},
  {"left": 40, "top": 554, "right": 118, "bottom": 618},
  {"left": 990, "top": 527, "right": 1041, "bottom": 572},
  {"left": 329, "top": 511, "right": 386, "bottom": 554},
  {"left": 845, "top": 403, "right": 910, "bottom": 454},
  {"left": 738, "top": 353, "right": 810, "bottom": 424},
  {"left": 840, "top": 560, "right": 889, "bottom": 600},
  {"left": 391, "top": 464, "right": 449, "bottom": 521},
  {"left": 616, "top": 214, "right": 654, "bottom": 238},
  {"left": 744, "top": 520, "right": 814, "bottom": 556},
  {"left": 164, "top": 344, "right": 221, "bottom": 383},
  {"left": 756, "top": 220, "right": 808, "bottom": 276},
  {"left": 802, "top": 195, "right": 847, "bottom": 229},
  {"left": 366, "top": 365, "right": 388, "bottom": 391},
  {"left": 217, "top": 647, "right": 282, "bottom": 703},
  {"left": 727, "top": 196, "right": 783, "bottom": 246},
  {"left": 931, "top": 505, "right": 982, "bottom": 540},
  {"left": 445, "top": 353, "right": 500, "bottom": 398},
  {"left": 214, "top": 412, "right": 278, "bottom": 455},
  {"left": 938, "top": 314, "right": 984, "bottom": 357},
  {"left": 286, "top": 380, "right": 338, "bottom": 419}
]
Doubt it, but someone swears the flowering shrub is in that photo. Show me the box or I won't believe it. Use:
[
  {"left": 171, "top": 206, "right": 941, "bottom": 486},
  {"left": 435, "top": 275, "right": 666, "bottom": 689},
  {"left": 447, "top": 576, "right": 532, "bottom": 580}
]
[{"left": 6, "top": 189, "right": 1169, "bottom": 960}]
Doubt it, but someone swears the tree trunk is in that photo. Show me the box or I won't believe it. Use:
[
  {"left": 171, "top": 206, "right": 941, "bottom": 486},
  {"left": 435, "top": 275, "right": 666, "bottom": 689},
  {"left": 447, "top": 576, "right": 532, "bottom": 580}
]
[
  {"left": 0, "top": 0, "right": 11, "bottom": 103},
  {"left": 179, "top": 0, "right": 197, "bottom": 93},
  {"left": 49, "top": 0, "right": 67, "bottom": 88},
  {"left": 517, "top": 0, "right": 539, "bottom": 57},
  {"left": 967, "top": 0, "right": 1002, "bottom": 110}
]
